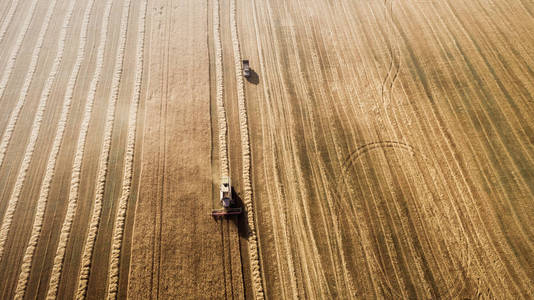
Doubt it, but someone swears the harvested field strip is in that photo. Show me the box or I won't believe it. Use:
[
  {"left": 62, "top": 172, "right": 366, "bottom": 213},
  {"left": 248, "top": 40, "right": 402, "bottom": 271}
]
[
  {"left": 415, "top": 3, "right": 530, "bottom": 288},
  {"left": 0, "top": 0, "right": 39, "bottom": 167},
  {"left": 242, "top": 0, "right": 534, "bottom": 298},
  {"left": 257, "top": 1, "right": 334, "bottom": 296},
  {"left": 0, "top": 0, "right": 19, "bottom": 43},
  {"left": 0, "top": 0, "right": 71, "bottom": 262},
  {"left": 402, "top": 1, "right": 533, "bottom": 291},
  {"left": 0, "top": 0, "right": 55, "bottom": 170},
  {"left": 277, "top": 4, "right": 344, "bottom": 296},
  {"left": 213, "top": 0, "right": 229, "bottom": 178},
  {"left": 106, "top": 0, "right": 147, "bottom": 298},
  {"left": 76, "top": 0, "right": 131, "bottom": 297},
  {"left": 229, "top": 0, "right": 264, "bottom": 298},
  {"left": 46, "top": 0, "right": 115, "bottom": 297},
  {"left": 347, "top": 5, "right": 435, "bottom": 296},
  {"left": 250, "top": 2, "right": 299, "bottom": 298},
  {"left": 13, "top": 0, "right": 96, "bottom": 298},
  {"left": 352, "top": 3, "right": 502, "bottom": 296}
]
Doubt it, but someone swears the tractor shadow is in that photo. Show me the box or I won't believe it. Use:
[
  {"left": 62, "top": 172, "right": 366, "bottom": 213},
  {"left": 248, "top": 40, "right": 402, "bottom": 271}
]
[
  {"left": 231, "top": 188, "right": 252, "bottom": 239},
  {"left": 246, "top": 68, "right": 259, "bottom": 85}
]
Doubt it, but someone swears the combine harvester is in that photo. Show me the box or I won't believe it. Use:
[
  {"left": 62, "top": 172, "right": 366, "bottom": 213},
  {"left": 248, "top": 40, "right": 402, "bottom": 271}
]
[{"left": 212, "top": 176, "right": 242, "bottom": 217}]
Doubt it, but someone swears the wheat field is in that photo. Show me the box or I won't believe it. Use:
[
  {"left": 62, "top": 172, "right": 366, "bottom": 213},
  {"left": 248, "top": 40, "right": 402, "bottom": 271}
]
[{"left": 0, "top": 0, "right": 533, "bottom": 299}]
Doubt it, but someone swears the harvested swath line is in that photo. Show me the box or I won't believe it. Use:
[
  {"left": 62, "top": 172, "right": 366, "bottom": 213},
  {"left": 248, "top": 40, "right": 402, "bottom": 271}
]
[
  {"left": 76, "top": 0, "right": 131, "bottom": 298},
  {"left": 0, "top": 0, "right": 39, "bottom": 167},
  {"left": 45, "top": 0, "right": 114, "bottom": 298},
  {"left": 105, "top": 0, "right": 147, "bottom": 298},
  {"left": 0, "top": 0, "right": 70, "bottom": 262},
  {"left": 0, "top": 0, "right": 19, "bottom": 43},
  {"left": 13, "top": 0, "right": 96, "bottom": 298},
  {"left": 229, "top": 0, "right": 264, "bottom": 298},
  {"left": 214, "top": 0, "right": 229, "bottom": 178},
  {"left": 0, "top": 0, "right": 57, "bottom": 181}
]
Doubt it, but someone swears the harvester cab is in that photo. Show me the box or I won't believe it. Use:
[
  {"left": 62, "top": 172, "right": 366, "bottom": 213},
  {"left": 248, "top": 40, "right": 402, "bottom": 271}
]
[
  {"left": 242, "top": 60, "right": 250, "bottom": 78},
  {"left": 211, "top": 176, "right": 242, "bottom": 217}
]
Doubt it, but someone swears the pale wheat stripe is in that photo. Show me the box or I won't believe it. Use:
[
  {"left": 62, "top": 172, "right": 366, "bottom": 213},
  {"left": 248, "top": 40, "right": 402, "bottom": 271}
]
[
  {"left": 0, "top": 0, "right": 20, "bottom": 43},
  {"left": 45, "top": 0, "right": 114, "bottom": 298},
  {"left": 0, "top": 0, "right": 39, "bottom": 167},
  {"left": 214, "top": 0, "right": 229, "bottom": 178},
  {"left": 75, "top": 0, "right": 131, "bottom": 298},
  {"left": 105, "top": 1, "right": 147, "bottom": 298},
  {"left": 0, "top": 0, "right": 69, "bottom": 262},
  {"left": 13, "top": 0, "right": 96, "bottom": 298},
  {"left": 229, "top": 0, "right": 265, "bottom": 298}
]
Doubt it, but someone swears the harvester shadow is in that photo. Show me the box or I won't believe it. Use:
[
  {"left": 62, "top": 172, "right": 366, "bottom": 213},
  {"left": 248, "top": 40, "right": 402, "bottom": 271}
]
[
  {"left": 231, "top": 188, "right": 251, "bottom": 239},
  {"left": 246, "top": 68, "right": 259, "bottom": 85}
]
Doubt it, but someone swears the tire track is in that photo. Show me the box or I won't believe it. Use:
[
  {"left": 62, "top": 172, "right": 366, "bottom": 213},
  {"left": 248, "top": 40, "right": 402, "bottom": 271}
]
[
  {"left": 229, "top": 0, "right": 264, "bottom": 298},
  {"left": 13, "top": 0, "right": 95, "bottom": 298},
  {"left": 45, "top": 0, "right": 115, "bottom": 297},
  {"left": 0, "top": 0, "right": 19, "bottom": 43},
  {"left": 380, "top": 0, "right": 398, "bottom": 107},
  {"left": 0, "top": 0, "right": 69, "bottom": 262},
  {"left": 385, "top": 0, "right": 401, "bottom": 108},
  {"left": 0, "top": 0, "right": 39, "bottom": 168},
  {"left": 75, "top": 0, "right": 132, "bottom": 298},
  {"left": 105, "top": 0, "right": 147, "bottom": 298}
]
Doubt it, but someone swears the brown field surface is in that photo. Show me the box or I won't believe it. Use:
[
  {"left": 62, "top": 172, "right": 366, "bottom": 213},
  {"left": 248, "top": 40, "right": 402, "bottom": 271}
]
[{"left": 0, "top": 0, "right": 533, "bottom": 299}]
